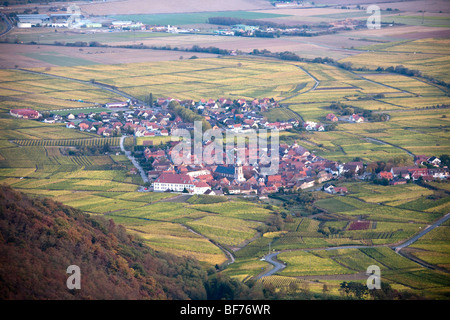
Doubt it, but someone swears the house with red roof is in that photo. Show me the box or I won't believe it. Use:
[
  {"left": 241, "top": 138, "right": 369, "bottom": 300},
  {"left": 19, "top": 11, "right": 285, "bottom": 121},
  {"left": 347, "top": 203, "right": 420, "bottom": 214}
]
[
  {"left": 349, "top": 114, "right": 364, "bottom": 123},
  {"left": 193, "top": 180, "right": 211, "bottom": 194},
  {"left": 326, "top": 113, "right": 338, "bottom": 122},
  {"left": 334, "top": 186, "right": 348, "bottom": 194},
  {"left": 153, "top": 173, "right": 194, "bottom": 192},
  {"left": 267, "top": 175, "right": 282, "bottom": 186},
  {"left": 10, "top": 108, "right": 41, "bottom": 119},
  {"left": 379, "top": 171, "right": 393, "bottom": 180}
]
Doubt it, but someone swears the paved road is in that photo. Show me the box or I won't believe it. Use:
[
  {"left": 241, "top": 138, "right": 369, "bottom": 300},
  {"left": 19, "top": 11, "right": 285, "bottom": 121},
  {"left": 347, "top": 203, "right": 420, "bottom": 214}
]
[
  {"left": 257, "top": 212, "right": 450, "bottom": 278},
  {"left": 393, "top": 212, "right": 450, "bottom": 253},
  {"left": 256, "top": 251, "right": 286, "bottom": 279},
  {"left": 279, "top": 65, "right": 320, "bottom": 104},
  {"left": 17, "top": 69, "right": 146, "bottom": 105},
  {"left": 0, "top": 12, "right": 13, "bottom": 37},
  {"left": 120, "top": 135, "right": 149, "bottom": 184},
  {"left": 364, "top": 136, "right": 415, "bottom": 157}
]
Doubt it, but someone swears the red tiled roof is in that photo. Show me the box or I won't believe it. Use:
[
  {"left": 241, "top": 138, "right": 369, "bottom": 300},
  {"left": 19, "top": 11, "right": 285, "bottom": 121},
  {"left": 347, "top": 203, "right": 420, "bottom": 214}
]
[
  {"left": 10, "top": 108, "right": 40, "bottom": 117},
  {"left": 194, "top": 181, "right": 210, "bottom": 188},
  {"left": 154, "top": 173, "right": 193, "bottom": 185}
]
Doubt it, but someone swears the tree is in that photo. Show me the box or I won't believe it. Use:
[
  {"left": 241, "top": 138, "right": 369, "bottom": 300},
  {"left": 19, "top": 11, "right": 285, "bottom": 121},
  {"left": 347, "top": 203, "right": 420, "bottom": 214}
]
[
  {"left": 148, "top": 93, "right": 153, "bottom": 106},
  {"left": 439, "top": 154, "right": 449, "bottom": 167},
  {"left": 339, "top": 281, "right": 368, "bottom": 299},
  {"left": 102, "top": 143, "right": 111, "bottom": 154}
]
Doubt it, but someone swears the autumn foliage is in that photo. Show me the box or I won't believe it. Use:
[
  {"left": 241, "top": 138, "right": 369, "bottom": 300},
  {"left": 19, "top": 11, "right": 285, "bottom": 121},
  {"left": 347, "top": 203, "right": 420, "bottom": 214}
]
[{"left": 0, "top": 185, "right": 207, "bottom": 300}]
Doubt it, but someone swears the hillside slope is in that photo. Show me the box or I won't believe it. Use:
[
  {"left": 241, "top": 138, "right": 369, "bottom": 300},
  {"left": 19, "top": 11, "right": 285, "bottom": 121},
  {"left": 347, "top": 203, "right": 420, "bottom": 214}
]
[{"left": 0, "top": 185, "right": 207, "bottom": 300}]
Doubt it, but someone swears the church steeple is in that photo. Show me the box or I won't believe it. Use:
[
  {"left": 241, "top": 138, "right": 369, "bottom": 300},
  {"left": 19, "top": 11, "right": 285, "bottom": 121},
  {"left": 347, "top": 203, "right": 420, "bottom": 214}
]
[{"left": 235, "top": 162, "right": 245, "bottom": 182}]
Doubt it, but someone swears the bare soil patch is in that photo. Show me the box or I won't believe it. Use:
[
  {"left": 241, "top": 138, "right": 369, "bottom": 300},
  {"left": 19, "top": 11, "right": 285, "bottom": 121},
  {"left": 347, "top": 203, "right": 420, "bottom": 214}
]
[
  {"left": 79, "top": 0, "right": 272, "bottom": 15},
  {"left": 0, "top": 43, "right": 217, "bottom": 69}
]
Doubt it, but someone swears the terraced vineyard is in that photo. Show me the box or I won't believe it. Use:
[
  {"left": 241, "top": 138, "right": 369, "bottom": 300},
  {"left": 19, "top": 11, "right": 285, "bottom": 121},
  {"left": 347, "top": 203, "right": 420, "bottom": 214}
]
[{"left": 13, "top": 137, "right": 123, "bottom": 147}]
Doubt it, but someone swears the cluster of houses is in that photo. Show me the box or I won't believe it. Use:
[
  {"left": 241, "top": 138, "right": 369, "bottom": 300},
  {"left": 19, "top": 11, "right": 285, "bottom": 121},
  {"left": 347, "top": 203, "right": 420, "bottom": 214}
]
[
  {"left": 36, "top": 95, "right": 298, "bottom": 139},
  {"left": 145, "top": 141, "right": 341, "bottom": 195},
  {"left": 155, "top": 96, "right": 300, "bottom": 133},
  {"left": 9, "top": 103, "right": 448, "bottom": 197},
  {"left": 303, "top": 121, "right": 325, "bottom": 132},
  {"left": 143, "top": 138, "right": 448, "bottom": 196},
  {"left": 326, "top": 113, "right": 365, "bottom": 123},
  {"left": 377, "top": 155, "right": 448, "bottom": 183}
]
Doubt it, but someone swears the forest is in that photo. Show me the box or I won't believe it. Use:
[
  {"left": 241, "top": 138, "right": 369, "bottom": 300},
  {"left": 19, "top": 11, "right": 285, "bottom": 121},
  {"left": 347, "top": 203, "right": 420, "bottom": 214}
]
[{"left": 0, "top": 185, "right": 207, "bottom": 299}]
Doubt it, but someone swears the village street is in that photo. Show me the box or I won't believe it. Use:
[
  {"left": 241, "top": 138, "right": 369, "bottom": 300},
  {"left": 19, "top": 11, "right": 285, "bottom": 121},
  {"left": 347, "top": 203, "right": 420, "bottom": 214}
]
[{"left": 120, "top": 135, "right": 149, "bottom": 184}]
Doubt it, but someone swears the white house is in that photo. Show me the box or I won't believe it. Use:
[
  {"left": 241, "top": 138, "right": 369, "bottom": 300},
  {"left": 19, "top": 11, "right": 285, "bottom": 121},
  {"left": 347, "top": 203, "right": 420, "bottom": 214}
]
[
  {"left": 349, "top": 114, "right": 364, "bottom": 123},
  {"left": 193, "top": 181, "right": 211, "bottom": 194},
  {"left": 153, "top": 173, "right": 194, "bottom": 192},
  {"left": 186, "top": 169, "right": 211, "bottom": 178}
]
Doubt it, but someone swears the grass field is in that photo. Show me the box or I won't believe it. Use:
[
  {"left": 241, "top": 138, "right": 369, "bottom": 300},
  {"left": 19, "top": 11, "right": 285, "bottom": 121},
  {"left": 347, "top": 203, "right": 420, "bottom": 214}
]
[{"left": 108, "top": 11, "right": 290, "bottom": 26}]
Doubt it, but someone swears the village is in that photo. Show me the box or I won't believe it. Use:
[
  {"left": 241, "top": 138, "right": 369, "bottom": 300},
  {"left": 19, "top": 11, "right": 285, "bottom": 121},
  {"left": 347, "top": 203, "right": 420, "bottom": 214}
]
[{"left": 10, "top": 96, "right": 450, "bottom": 197}]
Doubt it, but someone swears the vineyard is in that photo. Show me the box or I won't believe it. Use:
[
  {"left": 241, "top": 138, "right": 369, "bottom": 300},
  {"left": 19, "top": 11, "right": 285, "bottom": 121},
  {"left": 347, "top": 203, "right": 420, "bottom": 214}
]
[
  {"left": 70, "top": 156, "right": 93, "bottom": 166},
  {"left": 12, "top": 137, "right": 123, "bottom": 147},
  {"left": 347, "top": 220, "right": 371, "bottom": 231},
  {"left": 0, "top": 40, "right": 448, "bottom": 300},
  {"left": 257, "top": 275, "right": 307, "bottom": 290}
]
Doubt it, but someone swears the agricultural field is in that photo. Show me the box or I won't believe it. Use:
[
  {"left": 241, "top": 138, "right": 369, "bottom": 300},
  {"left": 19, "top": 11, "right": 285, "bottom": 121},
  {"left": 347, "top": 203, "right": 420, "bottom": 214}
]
[
  {"left": 273, "top": 246, "right": 450, "bottom": 298},
  {"left": 108, "top": 11, "right": 290, "bottom": 26},
  {"left": 30, "top": 57, "right": 315, "bottom": 102},
  {"left": 0, "top": 4, "right": 449, "bottom": 300},
  {"left": 409, "top": 225, "right": 450, "bottom": 272},
  {"left": 340, "top": 38, "right": 450, "bottom": 83},
  {"left": 0, "top": 68, "right": 125, "bottom": 112}
]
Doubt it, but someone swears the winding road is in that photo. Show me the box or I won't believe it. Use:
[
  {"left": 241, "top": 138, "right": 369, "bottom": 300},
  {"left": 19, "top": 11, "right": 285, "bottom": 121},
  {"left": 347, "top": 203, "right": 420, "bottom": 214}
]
[
  {"left": 257, "top": 212, "right": 450, "bottom": 279},
  {"left": 17, "top": 68, "right": 146, "bottom": 105},
  {"left": 256, "top": 252, "right": 286, "bottom": 279}
]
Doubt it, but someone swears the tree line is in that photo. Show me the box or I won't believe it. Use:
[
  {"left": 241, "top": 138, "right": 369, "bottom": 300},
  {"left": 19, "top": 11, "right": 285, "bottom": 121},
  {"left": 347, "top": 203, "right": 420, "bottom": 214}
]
[
  {"left": 328, "top": 101, "right": 389, "bottom": 122},
  {"left": 208, "top": 16, "right": 311, "bottom": 30},
  {"left": 168, "top": 100, "right": 211, "bottom": 131}
]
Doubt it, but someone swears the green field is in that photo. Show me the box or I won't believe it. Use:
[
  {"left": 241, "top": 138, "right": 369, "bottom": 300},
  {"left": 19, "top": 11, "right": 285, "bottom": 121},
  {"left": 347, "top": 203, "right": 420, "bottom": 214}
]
[
  {"left": 8, "top": 30, "right": 177, "bottom": 46},
  {"left": 108, "top": 11, "right": 291, "bottom": 26}
]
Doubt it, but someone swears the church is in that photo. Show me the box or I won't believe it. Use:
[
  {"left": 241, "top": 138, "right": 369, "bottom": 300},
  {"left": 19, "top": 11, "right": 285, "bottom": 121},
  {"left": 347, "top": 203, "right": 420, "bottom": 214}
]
[{"left": 214, "top": 163, "right": 246, "bottom": 182}]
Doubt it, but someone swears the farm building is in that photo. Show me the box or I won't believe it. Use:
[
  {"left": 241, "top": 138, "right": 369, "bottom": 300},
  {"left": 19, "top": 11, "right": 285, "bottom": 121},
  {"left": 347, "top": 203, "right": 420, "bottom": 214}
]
[
  {"left": 105, "top": 102, "right": 129, "bottom": 108},
  {"left": 10, "top": 108, "right": 41, "bottom": 119},
  {"left": 16, "top": 14, "right": 50, "bottom": 27},
  {"left": 153, "top": 173, "right": 194, "bottom": 192}
]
